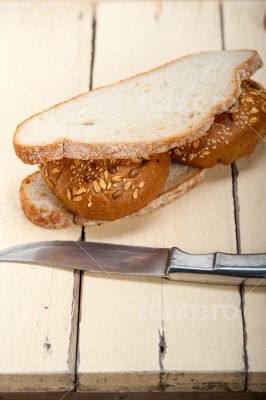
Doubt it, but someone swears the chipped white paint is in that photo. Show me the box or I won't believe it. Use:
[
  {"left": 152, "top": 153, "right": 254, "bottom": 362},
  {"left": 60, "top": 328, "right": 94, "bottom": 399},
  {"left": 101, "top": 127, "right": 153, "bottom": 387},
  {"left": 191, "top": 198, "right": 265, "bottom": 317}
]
[
  {"left": 79, "top": 1, "right": 244, "bottom": 392},
  {"left": 0, "top": 0, "right": 91, "bottom": 391},
  {"left": 223, "top": 0, "right": 266, "bottom": 392}
]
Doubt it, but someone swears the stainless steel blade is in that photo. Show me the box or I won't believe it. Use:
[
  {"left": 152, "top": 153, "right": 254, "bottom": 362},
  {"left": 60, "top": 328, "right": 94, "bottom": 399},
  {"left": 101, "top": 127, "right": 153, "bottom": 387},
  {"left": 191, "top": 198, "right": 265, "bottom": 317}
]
[{"left": 0, "top": 241, "right": 169, "bottom": 277}]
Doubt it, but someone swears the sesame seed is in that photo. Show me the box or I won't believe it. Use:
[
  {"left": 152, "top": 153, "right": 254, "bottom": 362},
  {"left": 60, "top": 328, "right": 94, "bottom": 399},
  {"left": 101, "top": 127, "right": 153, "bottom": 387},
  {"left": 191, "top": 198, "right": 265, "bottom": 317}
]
[
  {"left": 112, "top": 176, "right": 123, "bottom": 182},
  {"left": 66, "top": 189, "right": 71, "bottom": 200},
  {"left": 93, "top": 180, "right": 101, "bottom": 193},
  {"left": 124, "top": 181, "right": 131, "bottom": 191},
  {"left": 246, "top": 97, "right": 254, "bottom": 104},
  {"left": 51, "top": 167, "right": 60, "bottom": 174},
  {"left": 99, "top": 178, "right": 106, "bottom": 190},
  {"left": 249, "top": 117, "right": 258, "bottom": 124},
  {"left": 73, "top": 187, "right": 85, "bottom": 195},
  {"left": 73, "top": 196, "right": 83, "bottom": 202},
  {"left": 138, "top": 181, "right": 145, "bottom": 189},
  {"left": 133, "top": 189, "right": 138, "bottom": 199},
  {"left": 192, "top": 139, "right": 200, "bottom": 149},
  {"left": 174, "top": 148, "right": 182, "bottom": 156}
]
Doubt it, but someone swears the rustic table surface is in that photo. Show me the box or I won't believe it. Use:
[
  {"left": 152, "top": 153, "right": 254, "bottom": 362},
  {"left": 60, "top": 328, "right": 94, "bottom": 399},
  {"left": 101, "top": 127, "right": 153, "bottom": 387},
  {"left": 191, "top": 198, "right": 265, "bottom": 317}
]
[{"left": 0, "top": 0, "right": 265, "bottom": 395}]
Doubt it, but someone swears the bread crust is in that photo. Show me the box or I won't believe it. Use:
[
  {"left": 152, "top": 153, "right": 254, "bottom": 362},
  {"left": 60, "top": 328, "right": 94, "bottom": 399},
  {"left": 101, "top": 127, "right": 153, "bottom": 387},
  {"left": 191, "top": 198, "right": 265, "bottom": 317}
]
[
  {"left": 40, "top": 154, "right": 170, "bottom": 221},
  {"left": 14, "top": 50, "right": 262, "bottom": 164},
  {"left": 171, "top": 80, "right": 266, "bottom": 168},
  {"left": 20, "top": 172, "right": 73, "bottom": 229},
  {"left": 20, "top": 166, "right": 204, "bottom": 228}
]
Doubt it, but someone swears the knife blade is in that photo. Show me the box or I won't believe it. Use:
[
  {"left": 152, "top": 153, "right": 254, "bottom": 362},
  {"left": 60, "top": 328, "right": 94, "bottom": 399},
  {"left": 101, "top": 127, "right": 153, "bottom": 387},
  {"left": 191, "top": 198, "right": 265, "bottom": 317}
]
[{"left": 0, "top": 241, "right": 265, "bottom": 286}]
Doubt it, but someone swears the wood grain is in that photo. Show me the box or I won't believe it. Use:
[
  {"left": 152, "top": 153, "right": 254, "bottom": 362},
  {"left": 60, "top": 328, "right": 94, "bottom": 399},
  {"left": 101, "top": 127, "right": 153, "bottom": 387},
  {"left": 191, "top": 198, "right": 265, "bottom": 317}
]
[
  {"left": 78, "top": 1, "right": 244, "bottom": 392},
  {"left": 0, "top": 0, "right": 91, "bottom": 391},
  {"left": 223, "top": 0, "right": 266, "bottom": 392}
]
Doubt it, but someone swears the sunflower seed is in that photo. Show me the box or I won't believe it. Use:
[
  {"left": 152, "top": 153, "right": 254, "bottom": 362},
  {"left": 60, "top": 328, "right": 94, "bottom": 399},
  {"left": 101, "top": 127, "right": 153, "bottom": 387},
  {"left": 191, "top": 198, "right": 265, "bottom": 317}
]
[
  {"left": 104, "top": 170, "right": 109, "bottom": 179},
  {"left": 113, "top": 190, "right": 123, "bottom": 200},
  {"left": 108, "top": 165, "right": 117, "bottom": 174},
  {"left": 129, "top": 168, "right": 139, "bottom": 178}
]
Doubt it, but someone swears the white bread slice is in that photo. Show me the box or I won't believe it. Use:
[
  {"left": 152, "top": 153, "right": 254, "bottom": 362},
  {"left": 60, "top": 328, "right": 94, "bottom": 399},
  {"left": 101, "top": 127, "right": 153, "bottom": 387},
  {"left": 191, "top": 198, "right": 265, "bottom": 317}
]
[
  {"left": 20, "top": 165, "right": 204, "bottom": 229},
  {"left": 14, "top": 50, "right": 262, "bottom": 164},
  {"left": 20, "top": 172, "right": 73, "bottom": 229}
]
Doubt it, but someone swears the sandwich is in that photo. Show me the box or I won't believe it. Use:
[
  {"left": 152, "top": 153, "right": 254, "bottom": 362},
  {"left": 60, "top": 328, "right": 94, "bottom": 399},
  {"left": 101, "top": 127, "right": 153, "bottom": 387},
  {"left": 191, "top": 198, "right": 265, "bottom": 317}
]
[{"left": 13, "top": 50, "right": 266, "bottom": 229}]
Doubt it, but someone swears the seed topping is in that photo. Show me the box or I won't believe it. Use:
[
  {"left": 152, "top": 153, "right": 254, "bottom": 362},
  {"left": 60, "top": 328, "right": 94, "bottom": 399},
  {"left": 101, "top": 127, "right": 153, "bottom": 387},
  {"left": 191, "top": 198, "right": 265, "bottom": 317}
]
[
  {"left": 99, "top": 178, "right": 106, "bottom": 190},
  {"left": 132, "top": 189, "right": 138, "bottom": 199},
  {"left": 51, "top": 167, "right": 60, "bottom": 174},
  {"left": 129, "top": 168, "right": 139, "bottom": 178},
  {"left": 249, "top": 117, "right": 258, "bottom": 124},
  {"left": 93, "top": 180, "right": 101, "bottom": 193},
  {"left": 123, "top": 181, "right": 131, "bottom": 191},
  {"left": 73, "top": 196, "right": 83, "bottom": 202},
  {"left": 113, "top": 190, "right": 123, "bottom": 200},
  {"left": 112, "top": 176, "right": 123, "bottom": 182},
  {"left": 66, "top": 189, "right": 72, "bottom": 200}
]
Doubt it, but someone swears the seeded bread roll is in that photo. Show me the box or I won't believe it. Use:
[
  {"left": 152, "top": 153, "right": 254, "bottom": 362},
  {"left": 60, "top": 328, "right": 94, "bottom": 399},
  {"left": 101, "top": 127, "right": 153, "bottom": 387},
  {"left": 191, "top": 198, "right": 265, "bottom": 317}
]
[
  {"left": 40, "top": 153, "right": 170, "bottom": 221},
  {"left": 171, "top": 80, "right": 266, "bottom": 168}
]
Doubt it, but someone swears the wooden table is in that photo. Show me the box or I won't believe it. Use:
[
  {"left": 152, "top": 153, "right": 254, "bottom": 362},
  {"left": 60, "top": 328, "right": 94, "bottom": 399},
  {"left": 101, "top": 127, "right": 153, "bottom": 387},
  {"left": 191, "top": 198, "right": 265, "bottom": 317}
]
[{"left": 0, "top": 0, "right": 265, "bottom": 395}]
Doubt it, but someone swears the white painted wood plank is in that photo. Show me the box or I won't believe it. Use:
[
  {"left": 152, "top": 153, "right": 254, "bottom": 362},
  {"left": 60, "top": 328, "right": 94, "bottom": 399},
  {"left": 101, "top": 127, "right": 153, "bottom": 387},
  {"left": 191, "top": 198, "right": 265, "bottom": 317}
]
[
  {"left": 78, "top": 1, "right": 244, "bottom": 392},
  {"left": 0, "top": 0, "right": 91, "bottom": 391},
  {"left": 223, "top": 0, "right": 266, "bottom": 392}
]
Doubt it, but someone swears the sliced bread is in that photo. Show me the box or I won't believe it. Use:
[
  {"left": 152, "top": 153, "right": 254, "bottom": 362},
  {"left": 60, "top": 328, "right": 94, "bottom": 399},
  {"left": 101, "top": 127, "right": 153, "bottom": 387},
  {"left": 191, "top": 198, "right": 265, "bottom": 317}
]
[
  {"left": 20, "top": 172, "right": 74, "bottom": 229},
  {"left": 20, "top": 165, "right": 204, "bottom": 229},
  {"left": 14, "top": 50, "right": 262, "bottom": 164}
]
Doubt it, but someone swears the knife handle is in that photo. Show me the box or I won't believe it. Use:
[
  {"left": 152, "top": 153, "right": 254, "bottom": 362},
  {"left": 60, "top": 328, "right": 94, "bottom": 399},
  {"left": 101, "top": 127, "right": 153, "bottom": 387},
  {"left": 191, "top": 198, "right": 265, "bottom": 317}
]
[{"left": 166, "top": 247, "right": 266, "bottom": 286}]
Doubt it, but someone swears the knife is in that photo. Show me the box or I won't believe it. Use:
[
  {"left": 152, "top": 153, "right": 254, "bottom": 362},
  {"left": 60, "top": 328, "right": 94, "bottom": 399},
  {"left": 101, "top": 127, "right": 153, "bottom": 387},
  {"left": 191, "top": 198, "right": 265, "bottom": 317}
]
[{"left": 0, "top": 241, "right": 265, "bottom": 286}]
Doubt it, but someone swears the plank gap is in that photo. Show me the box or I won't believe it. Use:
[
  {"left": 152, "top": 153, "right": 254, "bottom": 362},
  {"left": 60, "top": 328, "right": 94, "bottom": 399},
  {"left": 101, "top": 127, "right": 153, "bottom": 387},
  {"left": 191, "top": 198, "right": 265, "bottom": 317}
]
[
  {"left": 231, "top": 162, "right": 241, "bottom": 254},
  {"left": 223, "top": 0, "right": 247, "bottom": 389},
  {"left": 89, "top": 3, "right": 97, "bottom": 91},
  {"left": 158, "top": 283, "right": 167, "bottom": 391},
  {"left": 74, "top": 4, "right": 98, "bottom": 391},
  {"left": 219, "top": 0, "right": 225, "bottom": 50},
  {"left": 240, "top": 284, "right": 249, "bottom": 392},
  {"left": 73, "top": 269, "right": 83, "bottom": 393}
]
